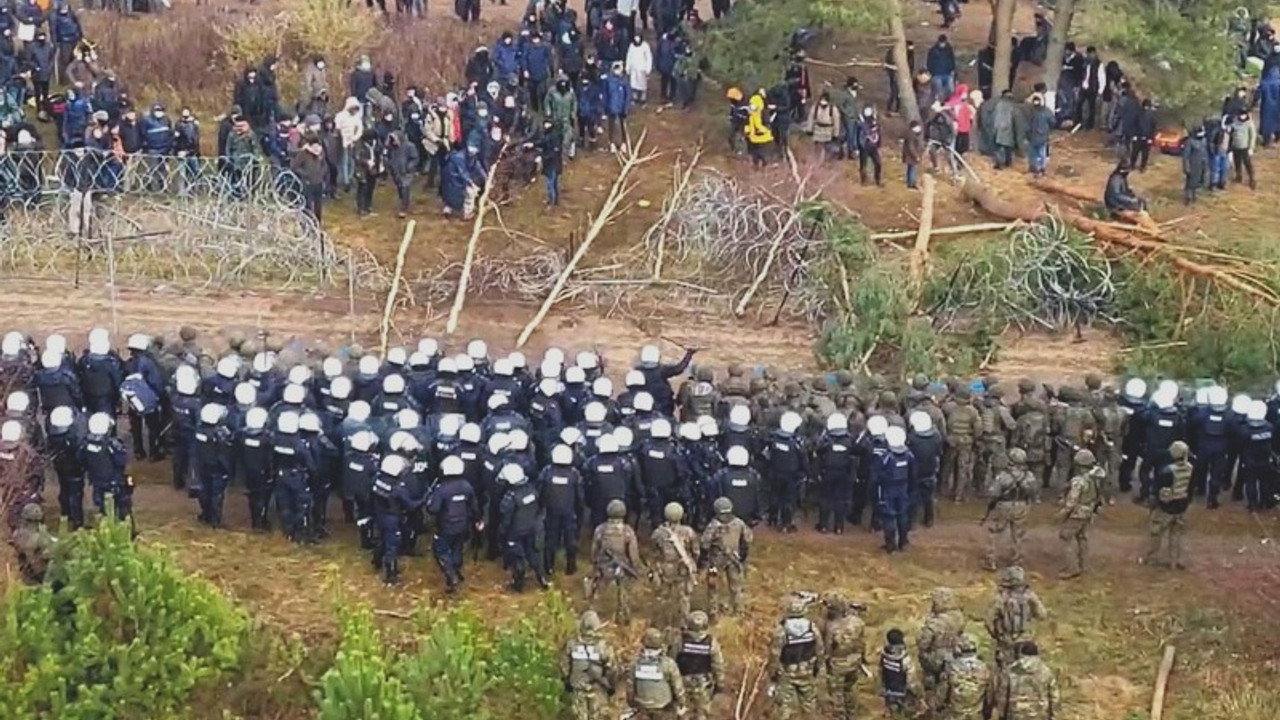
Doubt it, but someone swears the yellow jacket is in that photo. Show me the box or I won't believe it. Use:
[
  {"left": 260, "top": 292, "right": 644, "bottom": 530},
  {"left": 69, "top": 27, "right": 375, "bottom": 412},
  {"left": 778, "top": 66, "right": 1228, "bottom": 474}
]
[{"left": 745, "top": 95, "right": 774, "bottom": 145}]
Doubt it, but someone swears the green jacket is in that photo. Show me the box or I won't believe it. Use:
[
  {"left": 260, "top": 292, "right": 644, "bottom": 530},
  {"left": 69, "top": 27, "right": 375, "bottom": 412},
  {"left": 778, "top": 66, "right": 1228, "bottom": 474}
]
[{"left": 545, "top": 87, "right": 577, "bottom": 125}]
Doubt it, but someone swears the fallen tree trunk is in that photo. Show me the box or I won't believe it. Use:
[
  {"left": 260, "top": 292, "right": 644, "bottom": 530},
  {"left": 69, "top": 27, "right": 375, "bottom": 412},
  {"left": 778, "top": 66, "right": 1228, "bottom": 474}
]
[
  {"left": 908, "top": 174, "right": 936, "bottom": 306},
  {"left": 1151, "top": 645, "right": 1176, "bottom": 720}
]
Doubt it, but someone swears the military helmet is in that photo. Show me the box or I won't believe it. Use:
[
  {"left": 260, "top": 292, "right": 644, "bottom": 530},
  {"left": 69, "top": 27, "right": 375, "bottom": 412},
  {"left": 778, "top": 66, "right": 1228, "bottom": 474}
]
[
  {"left": 1084, "top": 373, "right": 1102, "bottom": 390},
  {"left": 1007, "top": 447, "right": 1027, "bottom": 465},
  {"left": 713, "top": 496, "right": 733, "bottom": 515},
  {"left": 835, "top": 370, "right": 854, "bottom": 387},
  {"left": 982, "top": 376, "right": 999, "bottom": 390},
  {"left": 822, "top": 591, "right": 849, "bottom": 614},
  {"left": 695, "top": 366, "right": 714, "bottom": 382},
  {"left": 241, "top": 340, "right": 260, "bottom": 357},
  {"left": 1000, "top": 565, "right": 1026, "bottom": 588},
  {"left": 785, "top": 596, "right": 808, "bottom": 617},
  {"left": 20, "top": 503, "right": 43, "bottom": 521},
  {"left": 911, "top": 373, "right": 928, "bottom": 390},
  {"left": 1027, "top": 397, "right": 1046, "bottom": 413},
  {"left": 879, "top": 390, "right": 898, "bottom": 408},
  {"left": 687, "top": 610, "right": 710, "bottom": 631},
  {"left": 956, "top": 633, "right": 978, "bottom": 654},
  {"left": 954, "top": 385, "right": 970, "bottom": 400},
  {"left": 1017, "top": 377, "right": 1035, "bottom": 394},
  {"left": 1169, "top": 440, "right": 1190, "bottom": 461},
  {"left": 642, "top": 627, "right": 664, "bottom": 649},
  {"left": 606, "top": 499, "right": 627, "bottom": 519},
  {"left": 179, "top": 325, "right": 199, "bottom": 342},
  {"left": 727, "top": 363, "right": 744, "bottom": 377},
  {"left": 749, "top": 377, "right": 768, "bottom": 394},
  {"left": 1057, "top": 386, "right": 1076, "bottom": 403},
  {"left": 664, "top": 502, "right": 685, "bottom": 523},
  {"left": 930, "top": 587, "right": 956, "bottom": 612},
  {"left": 1073, "top": 449, "right": 1096, "bottom": 467},
  {"left": 226, "top": 330, "right": 247, "bottom": 351},
  {"left": 579, "top": 610, "right": 603, "bottom": 634}
]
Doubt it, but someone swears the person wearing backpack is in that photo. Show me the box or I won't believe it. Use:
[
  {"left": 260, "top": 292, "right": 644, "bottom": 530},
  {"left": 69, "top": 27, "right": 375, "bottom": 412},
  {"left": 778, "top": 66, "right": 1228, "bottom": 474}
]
[
  {"left": 984, "top": 565, "right": 1047, "bottom": 671},
  {"left": 1141, "top": 441, "right": 1193, "bottom": 569}
]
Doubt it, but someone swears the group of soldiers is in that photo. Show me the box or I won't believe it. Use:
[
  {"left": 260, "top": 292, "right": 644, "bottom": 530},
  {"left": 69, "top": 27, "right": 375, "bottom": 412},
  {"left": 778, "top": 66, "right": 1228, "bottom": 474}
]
[{"left": 562, "top": 564, "right": 1058, "bottom": 720}]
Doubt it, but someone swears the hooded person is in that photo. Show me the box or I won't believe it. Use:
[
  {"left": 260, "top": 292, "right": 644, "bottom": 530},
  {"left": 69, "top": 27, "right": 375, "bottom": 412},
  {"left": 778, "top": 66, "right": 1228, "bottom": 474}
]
[{"left": 625, "top": 34, "right": 653, "bottom": 105}]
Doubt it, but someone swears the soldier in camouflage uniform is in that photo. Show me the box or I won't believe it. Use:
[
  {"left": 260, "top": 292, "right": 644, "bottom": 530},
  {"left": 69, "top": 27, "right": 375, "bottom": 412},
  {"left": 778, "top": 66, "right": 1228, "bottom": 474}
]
[
  {"left": 700, "top": 496, "right": 753, "bottom": 618},
  {"left": 669, "top": 611, "right": 724, "bottom": 720},
  {"left": 679, "top": 366, "right": 719, "bottom": 422},
  {"left": 748, "top": 376, "right": 771, "bottom": 424},
  {"left": 821, "top": 592, "right": 867, "bottom": 720},
  {"left": 1092, "top": 387, "right": 1125, "bottom": 504},
  {"left": 562, "top": 610, "right": 618, "bottom": 720},
  {"left": 651, "top": 502, "right": 701, "bottom": 627},
  {"left": 587, "top": 499, "right": 644, "bottom": 623},
  {"left": 984, "top": 565, "right": 1047, "bottom": 670},
  {"left": 770, "top": 595, "right": 824, "bottom": 720},
  {"left": 1141, "top": 440, "right": 1192, "bottom": 569},
  {"left": 918, "top": 587, "right": 967, "bottom": 712},
  {"left": 10, "top": 503, "right": 53, "bottom": 584},
  {"left": 1012, "top": 397, "right": 1050, "bottom": 501},
  {"left": 1084, "top": 372, "right": 1105, "bottom": 405},
  {"left": 1012, "top": 378, "right": 1038, "bottom": 418},
  {"left": 718, "top": 363, "right": 751, "bottom": 419},
  {"left": 977, "top": 392, "right": 1017, "bottom": 492},
  {"left": 943, "top": 386, "right": 981, "bottom": 501},
  {"left": 1049, "top": 387, "right": 1099, "bottom": 493},
  {"left": 1058, "top": 449, "right": 1104, "bottom": 579},
  {"left": 877, "top": 390, "right": 905, "bottom": 428},
  {"left": 994, "top": 642, "right": 1059, "bottom": 720},
  {"left": 940, "top": 634, "right": 992, "bottom": 720},
  {"left": 627, "top": 627, "right": 687, "bottom": 720},
  {"left": 834, "top": 371, "right": 859, "bottom": 413},
  {"left": 983, "top": 448, "right": 1038, "bottom": 569}
]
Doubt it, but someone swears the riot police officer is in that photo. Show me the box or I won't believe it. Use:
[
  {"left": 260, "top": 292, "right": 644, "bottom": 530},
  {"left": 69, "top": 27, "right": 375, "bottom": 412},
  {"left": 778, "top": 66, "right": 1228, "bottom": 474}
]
[
  {"left": 81, "top": 412, "right": 131, "bottom": 521},
  {"left": 193, "top": 403, "right": 235, "bottom": 527},
  {"left": 426, "top": 454, "right": 480, "bottom": 594}
]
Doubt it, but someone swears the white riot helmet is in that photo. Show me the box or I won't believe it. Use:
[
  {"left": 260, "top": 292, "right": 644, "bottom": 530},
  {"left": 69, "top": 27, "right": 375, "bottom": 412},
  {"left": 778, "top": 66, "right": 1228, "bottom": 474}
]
[
  {"left": 200, "top": 403, "right": 226, "bottom": 425},
  {"left": 382, "top": 373, "right": 406, "bottom": 395},
  {"left": 826, "top": 413, "right": 848, "bottom": 432},
  {"left": 40, "top": 349, "right": 60, "bottom": 369},
  {"left": 560, "top": 426, "right": 583, "bottom": 446},
  {"left": 437, "top": 357, "right": 457, "bottom": 374},
  {"left": 467, "top": 339, "right": 488, "bottom": 361},
  {"left": 508, "top": 429, "right": 529, "bottom": 451},
  {"left": 508, "top": 351, "right": 527, "bottom": 370},
  {"left": 488, "top": 432, "right": 510, "bottom": 454},
  {"left": 176, "top": 372, "right": 199, "bottom": 396},
  {"left": 651, "top": 418, "right": 673, "bottom": 439},
  {"left": 389, "top": 430, "right": 420, "bottom": 453},
  {"left": 386, "top": 347, "right": 408, "bottom": 367},
  {"left": 418, "top": 337, "right": 439, "bottom": 357},
  {"left": 592, "top": 377, "right": 613, "bottom": 397},
  {"left": 488, "top": 393, "right": 510, "bottom": 411},
  {"left": 175, "top": 363, "right": 198, "bottom": 387},
  {"left": 543, "top": 347, "right": 566, "bottom": 367},
  {"left": 697, "top": 416, "right": 719, "bottom": 437},
  {"left": 1, "top": 331, "right": 22, "bottom": 355},
  {"left": 1123, "top": 378, "right": 1148, "bottom": 401},
  {"left": 287, "top": 364, "right": 312, "bottom": 386},
  {"left": 358, "top": 355, "right": 380, "bottom": 376},
  {"left": 255, "top": 352, "right": 277, "bottom": 374},
  {"left": 867, "top": 414, "right": 889, "bottom": 437},
  {"left": 1232, "top": 393, "right": 1253, "bottom": 415},
  {"left": 396, "top": 408, "right": 421, "bottom": 430},
  {"left": 127, "top": 333, "right": 151, "bottom": 351},
  {"left": 779, "top": 411, "right": 802, "bottom": 434},
  {"left": 624, "top": 370, "right": 644, "bottom": 388},
  {"left": 639, "top": 344, "right": 660, "bottom": 366},
  {"left": 234, "top": 382, "right": 256, "bottom": 406},
  {"left": 633, "top": 392, "right": 654, "bottom": 412},
  {"left": 217, "top": 356, "right": 238, "bottom": 379},
  {"left": 6, "top": 391, "right": 30, "bottom": 413},
  {"left": 909, "top": 410, "right": 933, "bottom": 434},
  {"left": 613, "top": 425, "right": 634, "bottom": 449},
  {"left": 552, "top": 444, "right": 573, "bottom": 465},
  {"left": 538, "top": 377, "right": 559, "bottom": 397},
  {"left": 347, "top": 401, "right": 371, "bottom": 423},
  {"left": 576, "top": 351, "right": 599, "bottom": 371},
  {"left": 299, "top": 412, "right": 322, "bottom": 433},
  {"left": 409, "top": 351, "right": 430, "bottom": 369},
  {"left": 49, "top": 406, "right": 75, "bottom": 430},
  {"left": 245, "top": 407, "right": 268, "bottom": 430},
  {"left": 1248, "top": 399, "right": 1268, "bottom": 422},
  {"left": 501, "top": 463, "right": 526, "bottom": 485},
  {"left": 350, "top": 430, "right": 377, "bottom": 453},
  {"left": 539, "top": 359, "right": 562, "bottom": 381},
  {"left": 1194, "top": 387, "right": 1210, "bottom": 406},
  {"left": 726, "top": 445, "right": 750, "bottom": 467},
  {"left": 1156, "top": 379, "right": 1179, "bottom": 399},
  {"left": 380, "top": 454, "right": 408, "bottom": 476},
  {"left": 728, "top": 404, "right": 751, "bottom": 428},
  {"left": 596, "top": 434, "right": 619, "bottom": 453},
  {"left": 439, "top": 413, "right": 463, "bottom": 437},
  {"left": 321, "top": 356, "right": 343, "bottom": 378},
  {"left": 885, "top": 425, "right": 907, "bottom": 450},
  {"left": 282, "top": 383, "right": 307, "bottom": 405},
  {"left": 87, "top": 412, "right": 113, "bottom": 436},
  {"left": 584, "top": 402, "right": 607, "bottom": 423},
  {"left": 493, "top": 358, "right": 514, "bottom": 377},
  {"left": 565, "top": 366, "right": 586, "bottom": 384},
  {"left": 678, "top": 422, "right": 701, "bottom": 441},
  {"left": 455, "top": 354, "right": 475, "bottom": 373},
  {"left": 459, "top": 422, "right": 482, "bottom": 444},
  {"left": 1153, "top": 389, "right": 1175, "bottom": 411},
  {"left": 1, "top": 419, "right": 22, "bottom": 442},
  {"left": 1208, "top": 386, "right": 1229, "bottom": 408},
  {"left": 87, "top": 328, "right": 111, "bottom": 355},
  {"left": 441, "top": 455, "right": 465, "bottom": 476},
  {"left": 330, "top": 376, "right": 353, "bottom": 401}
]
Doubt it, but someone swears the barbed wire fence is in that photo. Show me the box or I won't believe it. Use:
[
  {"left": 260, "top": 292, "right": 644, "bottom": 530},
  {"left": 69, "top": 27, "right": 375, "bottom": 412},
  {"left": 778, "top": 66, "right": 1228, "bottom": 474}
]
[{"left": 0, "top": 150, "right": 388, "bottom": 290}]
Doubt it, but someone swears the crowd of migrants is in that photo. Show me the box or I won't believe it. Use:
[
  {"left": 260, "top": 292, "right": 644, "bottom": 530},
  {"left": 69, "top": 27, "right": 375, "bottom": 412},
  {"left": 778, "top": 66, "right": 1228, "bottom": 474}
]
[
  {"left": 732, "top": 8, "right": 1277, "bottom": 207},
  {"left": 0, "top": 1, "right": 706, "bottom": 220},
  {"left": 5, "top": 330, "right": 1241, "bottom": 719}
]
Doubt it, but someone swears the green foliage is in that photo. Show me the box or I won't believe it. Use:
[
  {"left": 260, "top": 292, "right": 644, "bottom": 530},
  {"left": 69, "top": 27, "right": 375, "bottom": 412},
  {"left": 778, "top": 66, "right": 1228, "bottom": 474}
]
[
  {"left": 1087, "top": 0, "right": 1269, "bottom": 120},
  {"left": 0, "top": 511, "right": 248, "bottom": 719},
  {"left": 698, "top": 0, "right": 888, "bottom": 90},
  {"left": 316, "top": 607, "right": 417, "bottom": 720},
  {"left": 396, "top": 606, "right": 493, "bottom": 720},
  {"left": 485, "top": 591, "right": 574, "bottom": 720}
]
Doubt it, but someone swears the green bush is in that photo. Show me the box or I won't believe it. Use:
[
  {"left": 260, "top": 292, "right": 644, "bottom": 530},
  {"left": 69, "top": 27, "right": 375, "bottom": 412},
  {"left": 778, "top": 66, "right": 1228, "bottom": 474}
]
[
  {"left": 0, "top": 511, "right": 248, "bottom": 719},
  {"left": 316, "top": 607, "right": 417, "bottom": 720},
  {"left": 396, "top": 606, "right": 493, "bottom": 720}
]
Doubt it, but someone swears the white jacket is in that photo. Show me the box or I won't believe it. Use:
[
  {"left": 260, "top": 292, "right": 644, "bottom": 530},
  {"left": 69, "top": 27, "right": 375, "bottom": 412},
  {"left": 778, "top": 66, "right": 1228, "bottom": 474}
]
[
  {"left": 626, "top": 42, "right": 653, "bottom": 92},
  {"left": 335, "top": 99, "right": 364, "bottom": 148}
]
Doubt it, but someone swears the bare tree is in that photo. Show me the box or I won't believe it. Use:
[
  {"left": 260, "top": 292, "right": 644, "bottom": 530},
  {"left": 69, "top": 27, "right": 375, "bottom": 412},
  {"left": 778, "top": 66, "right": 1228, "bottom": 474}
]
[
  {"left": 1042, "top": 0, "right": 1080, "bottom": 112},
  {"left": 888, "top": 0, "right": 921, "bottom": 124},
  {"left": 991, "top": 0, "right": 1018, "bottom": 97}
]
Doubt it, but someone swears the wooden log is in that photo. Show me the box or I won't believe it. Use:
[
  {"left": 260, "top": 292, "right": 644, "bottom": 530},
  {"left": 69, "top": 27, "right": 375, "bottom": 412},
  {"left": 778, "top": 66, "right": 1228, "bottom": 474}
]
[
  {"left": 446, "top": 153, "right": 503, "bottom": 335},
  {"left": 908, "top": 173, "right": 936, "bottom": 305},
  {"left": 379, "top": 221, "right": 417, "bottom": 357},
  {"left": 870, "top": 221, "right": 1015, "bottom": 241},
  {"left": 1151, "top": 645, "right": 1176, "bottom": 720},
  {"left": 647, "top": 147, "right": 703, "bottom": 281}
]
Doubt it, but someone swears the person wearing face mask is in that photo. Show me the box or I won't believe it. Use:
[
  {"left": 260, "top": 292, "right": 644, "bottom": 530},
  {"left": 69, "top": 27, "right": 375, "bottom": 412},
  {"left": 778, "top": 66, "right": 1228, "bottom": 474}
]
[
  {"left": 604, "top": 61, "right": 631, "bottom": 150},
  {"left": 353, "top": 128, "right": 383, "bottom": 217},
  {"left": 806, "top": 91, "right": 842, "bottom": 162},
  {"left": 626, "top": 34, "right": 653, "bottom": 106},
  {"left": 545, "top": 77, "right": 578, "bottom": 158},
  {"left": 140, "top": 103, "right": 174, "bottom": 192},
  {"left": 1026, "top": 92, "right": 1054, "bottom": 178},
  {"left": 300, "top": 55, "right": 329, "bottom": 118},
  {"left": 22, "top": 31, "right": 55, "bottom": 119},
  {"left": 384, "top": 130, "right": 417, "bottom": 219},
  {"left": 290, "top": 134, "right": 328, "bottom": 224},
  {"left": 901, "top": 120, "right": 924, "bottom": 189},
  {"left": 523, "top": 32, "right": 554, "bottom": 114}
]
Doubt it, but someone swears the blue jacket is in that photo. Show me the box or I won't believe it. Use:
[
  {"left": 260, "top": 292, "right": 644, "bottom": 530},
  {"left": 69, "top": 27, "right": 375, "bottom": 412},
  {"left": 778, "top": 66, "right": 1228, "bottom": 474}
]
[
  {"left": 655, "top": 37, "right": 678, "bottom": 76},
  {"left": 140, "top": 115, "right": 175, "bottom": 154},
  {"left": 52, "top": 11, "right": 81, "bottom": 45},
  {"left": 604, "top": 74, "right": 630, "bottom": 117},
  {"left": 1258, "top": 68, "right": 1280, "bottom": 138},
  {"left": 62, "top": 96, "right": 92, "bottom": 148},
  {"left": 493, "top": 40, "right": 521, "bottom": 82},
  {"left": 926, "top": 44, "right": 956, "bottom": 77},
  {"left": 577, "top": 79, "right": 602, "bottom": 119},
  {"left": 522, "top": 42, "right": 553, "bottom": 83}
]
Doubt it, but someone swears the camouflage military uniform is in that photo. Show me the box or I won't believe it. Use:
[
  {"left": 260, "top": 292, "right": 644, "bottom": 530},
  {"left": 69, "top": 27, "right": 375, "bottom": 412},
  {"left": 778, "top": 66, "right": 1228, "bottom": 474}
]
[
  {"left": 983, "top": 449, "right": 1038, "bottom": 569},
  {"left": 977, "top": 394, "right": 1016, "bottom": 491},
  {"left": 587, "top": 500, "right": 644, "bottom": 623},
  {"left": 650, "top": 503, "right": 701, "bottom": 627},
  {"left": 562, "top": 611, "right": 618, "bottom": 720},
  {"left": 1092, "top": 389, "right": 1125, "bottom": 503},
  {"left": 878, "top": 632, "right": 918, "bottom": 718},
  {"left": 1058, "top": 449, "right": 1104, "bottom": 579},
  {"left": 918, "top": 587, "right": 967, "bottom": 711},
  {"left": 821, "top": 593, "right": 867, "bottom": 720},
  {"left": 670, "top": 611, "right": 724, "bottom": 720},
  {"left": 941, "top": 634, "right": 991, "bottom": 720},
  {"left": 679, "top": 366, "right": 719, "bottom": 422},
  {"left": 700, "top": 498, "right": 753, "bottom": 617},
  {"left": 943, "top": 388, "right": 981, "bottom": 501},
  {"left": 984, "top": 566, "right": 1047, "bottom": 670},
  {"left": 627, "top": 628, "right": 687, "bottom": 720},
  {"left": 719, "top": 364, "right": 751, "bottom": 418},
  {"left": 995, "top": 649, "right": 1060, "bottom": 720},
  {"left": 1050, "top": 388, "right": 1099, "bottom": 492},
  {"left": 770, "top": 597, "right": 825, "bottom": 720},
  {"left": 1012, "top": 398, "right": 1049, "bottom": 501},
  {"left": 10, "top": 503, "right": 53, "bottom": 584},
  {"left": 1143, "top": 441, "right": 1192, "bottom": 569}
]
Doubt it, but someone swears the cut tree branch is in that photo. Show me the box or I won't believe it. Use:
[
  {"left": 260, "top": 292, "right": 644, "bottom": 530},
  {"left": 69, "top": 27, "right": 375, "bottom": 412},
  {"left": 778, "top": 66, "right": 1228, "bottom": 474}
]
[
  {"left": 447, "top": 150, "right": 505, "bottom": 335},
  {"left": 379, "top": 220, "right": 416, "bottom": 357}
]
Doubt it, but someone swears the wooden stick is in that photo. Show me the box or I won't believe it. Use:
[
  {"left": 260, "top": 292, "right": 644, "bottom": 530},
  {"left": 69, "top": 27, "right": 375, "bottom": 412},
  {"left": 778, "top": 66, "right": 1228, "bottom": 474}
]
[
  {"left": 733, "top": 662, "right": 752, "bottom": 720},
  {"left": 908, "top": 173, "right": 936, "bottom": 306},
  {"left": 447, "top": 152, "right": 503, "bottom": 335},
  {"left": 373, "top": 609, "right": 415, "bottom": 620},
  {"left": 870, "top": 221, "right": 1016, "bottom": 241},
  {"left": 806, "top": 58, "right": 888, "bottom": 70},
  {"left": 346, "top": 250, "right": 356, "bottom": 345},
  {"left": 648, "top": 147, "right": 703, "bottom": 281},
  {"left": 380, "top": 220, "right": 417, "bottom": 358},
  {"left": 515, "top": 133, "right": 657, "bottom": 348},
  {"left": 1151, "top": 645, "right": 1176, "bottom": 720}
]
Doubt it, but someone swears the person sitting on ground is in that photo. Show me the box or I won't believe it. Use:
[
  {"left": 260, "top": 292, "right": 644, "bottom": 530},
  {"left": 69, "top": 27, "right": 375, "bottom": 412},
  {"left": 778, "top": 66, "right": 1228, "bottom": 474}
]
[{"left": 1104, "top": 161, "right": 1152, "bottom": 227}]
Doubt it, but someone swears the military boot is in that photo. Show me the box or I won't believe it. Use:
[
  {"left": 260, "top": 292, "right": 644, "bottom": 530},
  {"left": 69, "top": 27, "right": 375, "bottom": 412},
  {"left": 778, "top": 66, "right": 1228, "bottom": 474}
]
[
  {"left": 384, "top": 559, "right": 402, "bottom": 586},
  {"left": 565, "top": 554, "right": 578, "bottom": 576}
]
